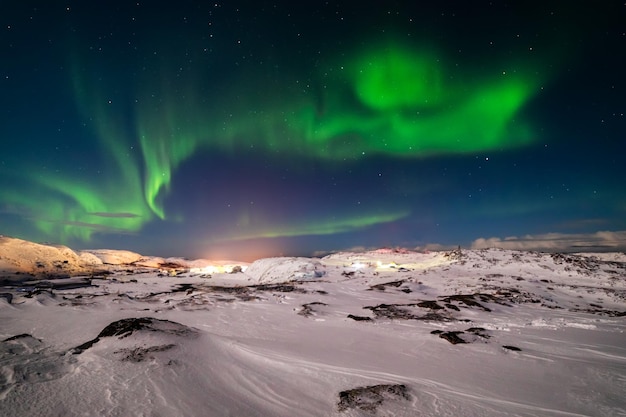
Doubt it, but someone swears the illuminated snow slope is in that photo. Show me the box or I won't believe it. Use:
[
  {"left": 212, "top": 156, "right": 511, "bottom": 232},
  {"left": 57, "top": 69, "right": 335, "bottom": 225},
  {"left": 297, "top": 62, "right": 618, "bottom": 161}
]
[{"left": 1, "top": 241, "right": 625, "bottom": 416}]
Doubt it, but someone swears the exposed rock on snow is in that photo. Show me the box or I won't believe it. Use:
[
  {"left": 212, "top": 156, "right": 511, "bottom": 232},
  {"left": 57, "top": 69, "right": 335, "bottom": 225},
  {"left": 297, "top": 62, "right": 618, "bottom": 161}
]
[
  {"left": 369, "top": 279, "right": 405, "bottom": 291},
  {"left": 337, "top": 384, "right": 410, "bottom": 413},
  {"left": 502, "top": 345, "right": 522, "bottom": 352},
  {"left": 430, "top": 328, "right": 491, "bottom": 345},
  {"left": 347, "top": 314, "right": 373, "bottom": 322},
  {"left": 116, "top": 343, "right": 177, "bottom": 362},
  {"left": 298, "top": 302, "right": 328, "bottom": 317},
  {"left": 72, "top": 317, "right": 198, "bottom": 354},
  {"left": 431, "top": 330, "right": 467, "bottom": 345}
]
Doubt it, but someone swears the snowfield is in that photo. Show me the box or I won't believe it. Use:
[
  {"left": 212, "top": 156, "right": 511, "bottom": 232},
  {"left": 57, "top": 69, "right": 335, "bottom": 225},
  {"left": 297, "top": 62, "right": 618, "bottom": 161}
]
[{"left": 1, "top": 237, "right": 625, "bottom": 416}]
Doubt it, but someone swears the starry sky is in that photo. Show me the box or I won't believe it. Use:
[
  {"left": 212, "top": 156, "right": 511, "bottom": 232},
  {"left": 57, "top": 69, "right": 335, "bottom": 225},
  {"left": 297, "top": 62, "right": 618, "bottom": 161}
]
[{"left": 1, "top": 1, "right": 625, "bottom": 261}]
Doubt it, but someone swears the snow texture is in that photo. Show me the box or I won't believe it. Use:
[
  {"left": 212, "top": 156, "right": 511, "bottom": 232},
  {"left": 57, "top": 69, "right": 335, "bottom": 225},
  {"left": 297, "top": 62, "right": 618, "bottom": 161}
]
[{"left": 1, "top": 238, "right": 625, "bottom": 416}]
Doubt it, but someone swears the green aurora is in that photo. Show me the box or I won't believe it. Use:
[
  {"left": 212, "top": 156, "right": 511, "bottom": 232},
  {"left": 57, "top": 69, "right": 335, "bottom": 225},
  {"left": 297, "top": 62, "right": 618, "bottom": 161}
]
[{"left": 4, "top": 41, "right": 546, "bottom": 245}]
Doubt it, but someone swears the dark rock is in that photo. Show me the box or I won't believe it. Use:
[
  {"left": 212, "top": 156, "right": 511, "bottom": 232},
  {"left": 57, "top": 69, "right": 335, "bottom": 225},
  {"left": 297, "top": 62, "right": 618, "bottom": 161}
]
[
  {"left": 363, "top": 303, "right": 453, "bottom": 321},
  {"left": 417, "top": 300, "right": 444, "bottom": 310},
  {"left": 252, "top": 283, "right": 305, "bottom": 293},
  {"left": 418, "top": 312, "right": 452, "bottom": 322},
  {"left": 502, "top": 345, "right": 522, "bottom": 351},
  {"left": 347, "top": 314, "right": 373, "bottom": 322},
  {"left": 158, "top": 261, "right": 186, "bottom": 269},
  {"left": 369, "top": 280, "right": 404, "bottom": 291},
  {"left": 440, "top": 294, "right": 491, "bottom": 311},
  {"left": 207, "top": 285, "right": 250, "bottom": 294},
  {"left": 172, "top": 283, "right": 195, "bottom": 293},
  {"left": 338, "top": 384, "right": 410, "bottom": 412},
  {"left": 3, "top": 333, "right": 38, "bottom": 342},
  {"left": 71, "top": 317, "right": 197, "bottom": 354},
  {"left": 466, "top": 327, "right": 491, "bottom": 339},
  {"left": 298, "top": 302, "right": 328, "bottom": 317},
  {"left": 364, "top": 303, "right": 420, "bottom": 320},
  {"left": 24, "top": 289, "right": 55, "bottom": 298},
  {"left": 115, "top": 344, "right": 177, "bottom": 362},
  {"left": 438, "top": 331, "right": 467, "bottom": 345}
]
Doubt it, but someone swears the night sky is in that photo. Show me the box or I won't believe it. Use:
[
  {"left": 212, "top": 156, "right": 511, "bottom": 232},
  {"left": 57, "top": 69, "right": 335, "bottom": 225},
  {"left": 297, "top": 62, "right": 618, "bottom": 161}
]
[{"left": 1, "top": 1, "right": 625, "bottom": 260}]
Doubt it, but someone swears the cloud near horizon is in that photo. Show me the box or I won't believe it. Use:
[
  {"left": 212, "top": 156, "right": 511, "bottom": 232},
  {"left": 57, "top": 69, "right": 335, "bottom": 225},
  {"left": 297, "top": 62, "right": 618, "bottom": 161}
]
[
  {"left": 471, "top": 231, "right": 626, "bottom": 252},
  {"left": 89, "top": 212, "right": 142, "bottom": 218}
]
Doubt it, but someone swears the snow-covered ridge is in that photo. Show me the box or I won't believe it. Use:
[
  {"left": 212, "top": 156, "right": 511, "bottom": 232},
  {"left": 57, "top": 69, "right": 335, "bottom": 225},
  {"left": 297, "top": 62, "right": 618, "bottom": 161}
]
[
  {"left": 0, "top": 236, "right": 103, "bottom": 279},
  {"left": 0, "top": 237, "right": 250, "bottom": 280},
  {"left": 244, "top": 257, "right": 325, "bottom": 283}
]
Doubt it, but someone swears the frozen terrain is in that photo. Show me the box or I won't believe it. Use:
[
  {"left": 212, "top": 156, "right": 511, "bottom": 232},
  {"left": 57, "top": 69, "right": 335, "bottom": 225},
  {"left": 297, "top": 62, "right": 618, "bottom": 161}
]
[{"left": 1, "top": 237, "right": 625, "bottom": 416}]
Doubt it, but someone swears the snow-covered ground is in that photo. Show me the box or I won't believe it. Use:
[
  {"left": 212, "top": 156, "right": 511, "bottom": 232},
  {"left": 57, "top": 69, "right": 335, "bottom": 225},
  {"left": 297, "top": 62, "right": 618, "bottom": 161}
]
[{"left": 1, "top": 238, "right": 625, "bottom": 416}]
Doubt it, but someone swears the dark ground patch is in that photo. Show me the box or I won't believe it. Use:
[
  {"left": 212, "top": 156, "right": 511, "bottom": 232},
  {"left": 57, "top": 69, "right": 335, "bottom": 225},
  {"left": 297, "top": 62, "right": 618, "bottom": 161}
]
[
  {"left": 250, "top": 283, "right": 306, "bottom": 293},
  {"left": 114, "top": 344, "right": 177, "bottom": 362},
  {"left": 347, "top": 314, "right": 373, "bottom": 322},
  {"left": 440, "top": 290, "right": 543, "bottom": 311},
  {"left": 503, "top": 345, "right": 522, "bottom": 351},
  {"left": 2, "top": 333, "right": 39, "bottom": 342},
  {"left": 172, "top": 283, "right": 195, "bottom": 293},
  {"left": 369, "top": 280, "right": 404, "bottom": 291},
  {"left": 431, "top": 330, "right": 467, "bottom": 345},
  {"left": 22, "top": 289, "right": 56, "bottom": 299},
  {"left": 445, "top": 303, "right": 460, "bottom": 311},
  {"left": 364, "top": 303, "right": 420, "bottom": 320},
  {"left": 570, "top": 307, "right": 626, "bottom": 317},
  {"left": 466, "top": 327, "right": 491, "bottom": 339},
  {"left": 439, "top": 294, "right": 492, "bottom": 312},
  {"left": 431, "top": 327, "right": 492, "bottom": 345},
  {"left": 363, "top": 303, "right": 452, "bottom": 322},
  {"left": 417, "top": 300, "right": 444, "bottom": 310},
  {"left": 338, "top": 384, "right": 410, "bottom": 412},
  {"left": 206, "top": 285, "right": 250, "bottom": 295},
  {"left": 298, "top": 302, "right": 328, "bottom": 317}
]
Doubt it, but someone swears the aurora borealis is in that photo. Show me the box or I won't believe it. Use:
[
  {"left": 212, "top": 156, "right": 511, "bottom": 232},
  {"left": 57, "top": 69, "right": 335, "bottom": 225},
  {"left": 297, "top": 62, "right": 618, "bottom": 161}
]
[{"left": 1, "top": 2, "right": 625, "bottom": 260}]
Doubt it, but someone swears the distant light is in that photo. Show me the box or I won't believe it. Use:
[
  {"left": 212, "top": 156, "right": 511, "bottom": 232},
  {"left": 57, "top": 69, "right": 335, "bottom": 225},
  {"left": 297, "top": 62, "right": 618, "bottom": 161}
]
[{"left": 189, "top": 264, "right": 247, "bottom": 274}]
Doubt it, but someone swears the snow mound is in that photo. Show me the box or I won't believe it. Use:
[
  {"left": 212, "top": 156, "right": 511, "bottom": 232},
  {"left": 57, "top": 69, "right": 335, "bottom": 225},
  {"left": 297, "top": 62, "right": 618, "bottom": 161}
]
[
  {"left": 244, "top": 257, "right": 325, "bottom": 283},
  {"left": 0, "top": 236, "right": 100, "bottom": 279},
  {"left": 322, "top": 250, "right": 451, "bottom": 271},
  {"left": 72, "top": 317, "right": 198, "bottom": 355},
  {"left": 83, "top": 249, "right": 144, "bottom": 265},
  {"left": 77, "top": 251, "right": 103, "bottom": 266}
]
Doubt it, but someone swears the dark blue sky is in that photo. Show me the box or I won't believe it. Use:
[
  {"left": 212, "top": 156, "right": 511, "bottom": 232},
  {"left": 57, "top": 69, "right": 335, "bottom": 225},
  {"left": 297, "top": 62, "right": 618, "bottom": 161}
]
[{"left": 1, "top": 1, "right": 625, "bottom": 260}]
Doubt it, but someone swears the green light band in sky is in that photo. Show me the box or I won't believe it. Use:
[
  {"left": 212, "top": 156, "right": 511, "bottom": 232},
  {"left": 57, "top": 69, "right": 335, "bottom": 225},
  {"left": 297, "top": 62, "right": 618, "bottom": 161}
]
[{"left": 6, "top": 40, "right": 546, "bottom": 244}]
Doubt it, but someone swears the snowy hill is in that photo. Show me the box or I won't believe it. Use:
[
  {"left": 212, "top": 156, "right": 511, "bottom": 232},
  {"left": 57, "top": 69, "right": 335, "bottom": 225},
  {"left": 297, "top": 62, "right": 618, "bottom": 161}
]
[{"left": 1, "top": 239, "right": 625, "bottom": 416}]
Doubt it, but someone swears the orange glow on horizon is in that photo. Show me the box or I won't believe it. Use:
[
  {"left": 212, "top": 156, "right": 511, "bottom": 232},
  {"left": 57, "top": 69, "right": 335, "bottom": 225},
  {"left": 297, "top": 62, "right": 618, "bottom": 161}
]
[{"left": 204, "top": 239, "right": 288, "bottom": 262}]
